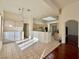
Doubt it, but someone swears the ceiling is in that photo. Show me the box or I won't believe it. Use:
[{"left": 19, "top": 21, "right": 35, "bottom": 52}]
[
  {"left": 44, "top": 0, "right": 79, "bottom": 8},
  {"left": 0, "top": 0, "right": 79, "bottom": 20},
  {"left": 2, "top": 0, "right": 59, "bottom": 20}
]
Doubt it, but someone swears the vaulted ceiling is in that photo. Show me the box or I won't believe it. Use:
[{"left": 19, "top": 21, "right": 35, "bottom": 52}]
[
  {"left": 2, "top": 0, "right": 59, "bottom": 20},
  {"left": 44, "top": 0, "right": 79, "bottom": 8},
  {"left": 0, "top": 0, "right": 79, "bottom": 20}
]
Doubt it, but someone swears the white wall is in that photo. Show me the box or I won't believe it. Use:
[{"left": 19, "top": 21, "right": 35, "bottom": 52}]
[{"left": 59, "top": 1, "right": 79, "bottom": 47}]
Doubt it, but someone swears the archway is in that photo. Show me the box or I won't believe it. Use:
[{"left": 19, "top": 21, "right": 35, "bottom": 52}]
[{"left": 65, "top": 20, "right": 78, "bottom": 47}]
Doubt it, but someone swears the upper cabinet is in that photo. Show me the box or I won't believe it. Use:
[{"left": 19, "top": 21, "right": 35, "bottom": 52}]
[{"left": 3, "top": 20, "right": 23, "bottom": 31}]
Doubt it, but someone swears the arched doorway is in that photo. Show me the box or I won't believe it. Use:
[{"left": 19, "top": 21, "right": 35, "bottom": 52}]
[{"left": 65, "top": 20, "right": 78, "bottom": 47}]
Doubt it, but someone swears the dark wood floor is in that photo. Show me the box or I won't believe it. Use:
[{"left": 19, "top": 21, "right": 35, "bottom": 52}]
[
  {"left": 66, "top": 35, "right": 78, "bottom": 47},
  {"left": 44, "top": 35, "right": 78, "bottom": 59}
]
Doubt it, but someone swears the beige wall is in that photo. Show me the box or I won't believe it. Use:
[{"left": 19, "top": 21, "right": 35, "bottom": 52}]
[
  {"left": 24, "top": 18, "right": 33, "bottom": 37},
  {"left": 59, "top": 1, "right": 79, "bottom": 47},
  {"left": 0, "top": 16, "right": 2, "bottom": 50}
]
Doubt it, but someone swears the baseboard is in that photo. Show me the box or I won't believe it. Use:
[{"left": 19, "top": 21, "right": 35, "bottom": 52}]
[{"left": 68, "top": 35, "right": 78, "bottom": 37}]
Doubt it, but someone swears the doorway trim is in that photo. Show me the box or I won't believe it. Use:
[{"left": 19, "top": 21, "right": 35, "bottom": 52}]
[{"left": 65, "top": 19, "right": 78, "bottom": 45}]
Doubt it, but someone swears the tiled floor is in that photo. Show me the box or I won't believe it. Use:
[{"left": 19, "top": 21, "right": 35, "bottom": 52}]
[{"left": 0, "top": 40, "right": 60, "bottom": 59}]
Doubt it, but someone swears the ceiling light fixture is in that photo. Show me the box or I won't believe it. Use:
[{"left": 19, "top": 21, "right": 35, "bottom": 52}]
[
  {"left": 18, "top": 8, "right": 31, "bottom": 22},
  {"left": 43, "top": 16, "right": 56, "bottom": 21}
]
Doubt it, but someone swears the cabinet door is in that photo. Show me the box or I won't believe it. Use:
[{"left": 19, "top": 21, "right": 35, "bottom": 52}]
[
  {"left": 4, "top": 32, "right": 14, "bottom": 41},
  {"left": 14, "top": 32, "right": 21, "bottom": 41}
]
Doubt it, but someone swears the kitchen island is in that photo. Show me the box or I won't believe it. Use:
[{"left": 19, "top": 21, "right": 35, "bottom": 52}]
[{"left": 32, "top": 31, "right": 51, "bottom": 43}]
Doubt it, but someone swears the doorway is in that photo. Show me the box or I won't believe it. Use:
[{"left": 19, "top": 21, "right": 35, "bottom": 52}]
[
  {"left": 65, "top": 20, "right": 78, "bottom": 47},
  {"left": 50, "top": 23, "right": 58, "bottom": 34},
  {"left": 23, "top": 23, "right": 29, "bottom": 39}
]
